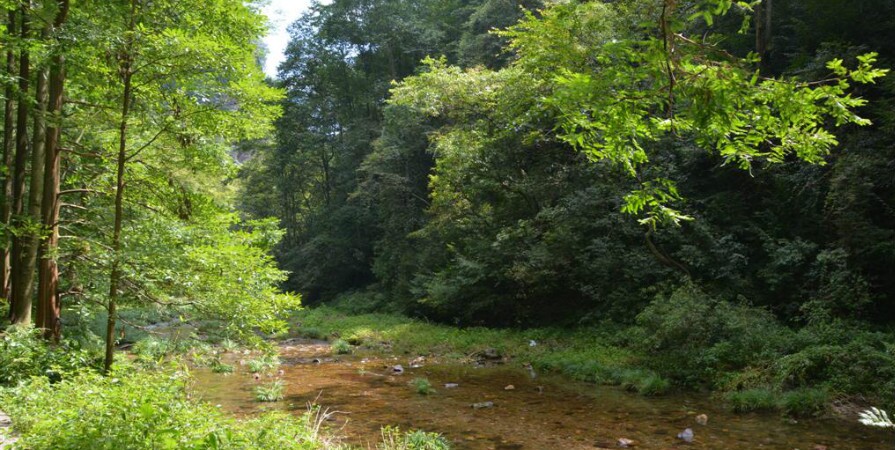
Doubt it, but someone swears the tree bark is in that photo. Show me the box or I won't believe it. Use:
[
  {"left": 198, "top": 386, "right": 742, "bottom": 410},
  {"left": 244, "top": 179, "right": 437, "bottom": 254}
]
[
  {"left": 105, "top": 0, "right": 135, "bottom": 373},
  {"left": 10, "top": 3, "right": 31, "bottom": 325},
  {"left": 23, "top": 45, "right": 48, "bottom": 333},
  {"left": 756, "top": 0, "right": 773, "bottom": 74},
  {"left": 1, "top": 10, "right": 17, "bottom": 309},
  {"left": 37, "top": 0, "right": 69, "bottom": 341}
]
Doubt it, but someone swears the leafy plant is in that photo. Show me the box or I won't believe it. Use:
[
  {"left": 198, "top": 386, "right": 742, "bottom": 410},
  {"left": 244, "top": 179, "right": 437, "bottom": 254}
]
[
  {"left": 246, "top": 354, "right": 280, "bottom": 374},
  {"left": 254, "top": 379, "right": 286, "bottom": 402},
  {"left": 410, "top": 378, "right": 435, "bottom": 395},
  {"left": 331, "top": 339, "right": 351, "bottom": 355},
  {"left": 210, "top": 359, "right": 234, "bottom": 374},
  {"left": 378, "top": 426, "right": 450, "bottom": 450},
  {"left": 726, "top": 389, "right": 778, "bottom": 413},
  {"left": 859, "top": 407, "right": 895, "bottom": 428}
]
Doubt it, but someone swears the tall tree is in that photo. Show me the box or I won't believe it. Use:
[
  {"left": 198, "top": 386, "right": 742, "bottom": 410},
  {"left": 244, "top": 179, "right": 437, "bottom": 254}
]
[
  {"left": 9, "top": 1, "right": 31, "bottom": 324},
  {"left": 35, "top": 0, "right": 69, "bottom": 340}
]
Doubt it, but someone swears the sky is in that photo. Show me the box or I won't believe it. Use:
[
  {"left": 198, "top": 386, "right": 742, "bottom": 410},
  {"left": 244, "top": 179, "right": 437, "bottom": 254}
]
[{"left": 260, "top": 0, "right": 315, "bottom": 78}]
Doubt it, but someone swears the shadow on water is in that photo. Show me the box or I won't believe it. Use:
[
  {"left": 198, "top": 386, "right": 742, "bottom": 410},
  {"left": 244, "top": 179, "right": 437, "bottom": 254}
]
[{"left": 191, "top": 340, "right": 891, "bottom": 449}]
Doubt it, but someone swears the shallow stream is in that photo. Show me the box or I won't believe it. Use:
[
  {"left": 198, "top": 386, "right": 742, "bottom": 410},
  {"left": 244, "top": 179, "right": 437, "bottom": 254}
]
[{"left": 191, "top": 340, "right": 891, "bottom": 449}]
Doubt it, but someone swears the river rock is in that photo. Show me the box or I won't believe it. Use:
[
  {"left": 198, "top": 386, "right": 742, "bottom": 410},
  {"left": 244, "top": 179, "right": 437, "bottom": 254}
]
[
  {"left": 392, "top": 365, "right": 404, "bottom": 374},
  {"left": 616, "top": 437, "right": 635, "bottom": 447},
  {"left": 472, "top": 401, "right": 494, "bottom": 409},
  {"left": 677, "top": 428, "right": 694, "bottom": 443},
  {"left": 444, "top": 383, "right": 459, "bottom": 388},
  {"left": 504, "top": 384, "right": 515, "bottom": 390},
  {"left": 695, "top": 414, "right": 708, "bottom": 426}
]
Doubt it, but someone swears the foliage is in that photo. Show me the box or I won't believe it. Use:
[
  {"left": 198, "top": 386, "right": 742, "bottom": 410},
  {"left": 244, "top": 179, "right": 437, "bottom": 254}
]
[
  {"left": 254, "top": 379, "right": 286, "bottom": 402},
  {"left": 0, "top": 325, "right": 100, "bottom": 385},
  {"left": 0, "top": 370, "right": 337, "bottom": 450},
  {"left": 378, "top": 427, "right": 450, "bottom": 450},
  {"left": 330, "top": 339, "right": 351, "bottom": 355},
  {"left": 859, "top": 408, "right": 895, "bottom": 428},
  {"left": 410, "top": 378, "right": 434, "bottom": 395},
  {"left": 725, "top": 389, "right": 778, "bottom": 413},
  {"left": 245, "top": 354, "right": 280, "bottom": 374}
]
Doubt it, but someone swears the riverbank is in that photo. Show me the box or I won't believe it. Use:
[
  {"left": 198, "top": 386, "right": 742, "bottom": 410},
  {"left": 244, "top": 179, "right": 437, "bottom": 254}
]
[{"left": 288, "top": 305, "right": 894, "bottom": 419}]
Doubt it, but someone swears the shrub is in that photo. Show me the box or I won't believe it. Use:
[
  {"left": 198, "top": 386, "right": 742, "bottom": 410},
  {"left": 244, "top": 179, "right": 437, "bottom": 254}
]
[
  {"left": 378, "top": 426, "right": 450, "bottom": 450},
  {"left": 254, "top": 379, "right": 286, "bottom": 402},
  {"left": 246, "top": 354, "right": 279, "bottom": 373},
  {"left": 331, "top": 339, "right": 351, "bottom": 355},
  {"left": 726, "top": 388, "right": 778, "bottom": 413},
  {"left": 780, "top": 388, "right": 828, "bottom": 417},
  {"left": 0, "top": 370, "right": 325, "bottom": 449},
  {"left": 0, "top": 325, "right": 99, "bottom": 385},
  {"left": 210, "top": 359, "right": 234, "bottom": 374},
  {"left": 410, "top": 378, "right": 435, "bottom": 395},
  {"left": 131, "top": 336, "right": 195, "bottom": 363}
]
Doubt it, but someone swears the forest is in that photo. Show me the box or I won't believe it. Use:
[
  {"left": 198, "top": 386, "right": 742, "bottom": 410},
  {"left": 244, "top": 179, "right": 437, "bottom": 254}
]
[{"left": 1, "top": 0, "right": 895, "bottom": 449}]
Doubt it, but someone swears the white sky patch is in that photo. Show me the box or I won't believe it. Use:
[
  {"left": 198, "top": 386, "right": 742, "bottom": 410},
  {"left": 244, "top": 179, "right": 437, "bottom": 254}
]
[{"left": 260, "top": 0, "right": 315, "bottom": 78}]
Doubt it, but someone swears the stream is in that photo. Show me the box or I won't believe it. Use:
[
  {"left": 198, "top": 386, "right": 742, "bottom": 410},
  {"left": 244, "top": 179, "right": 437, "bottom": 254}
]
[{"left": 191, "top": 339, "right": 891, "bottom": 449}]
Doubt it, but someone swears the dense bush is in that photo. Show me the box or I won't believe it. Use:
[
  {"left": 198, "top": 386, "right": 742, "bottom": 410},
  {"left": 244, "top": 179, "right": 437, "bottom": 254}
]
[
  {"left": 632, "top": 286, "right": 895, "bottom": 411},
  {"left": 0, "top": 370, "right": 334, "bottom": 450},
  {"left": 0, "top": 325, "right": 101, "bottom": 385}
]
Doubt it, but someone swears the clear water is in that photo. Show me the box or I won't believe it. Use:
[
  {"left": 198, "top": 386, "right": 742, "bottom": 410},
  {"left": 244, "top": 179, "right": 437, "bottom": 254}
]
[{"left": 191, "top": 340, "right": 891, "bottom": 449}]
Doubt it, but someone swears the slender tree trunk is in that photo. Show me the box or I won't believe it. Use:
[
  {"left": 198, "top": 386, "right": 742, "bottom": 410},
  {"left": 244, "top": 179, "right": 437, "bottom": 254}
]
[
  {"left": 105, "top": 0, "right": 135, "bottom": 373},
  {"left": 756, "top": 0, "right": 773, "bottom": 74},
  {"left": 1, "top": 10, "right": 17, "bottom": 308},
  {"left": 24, "top": 52, "right": 48, "bottom": 332},
  {"left": 37, "top": 0, "right": 70, "bottom": 342},
  {"left": 10, "top": 4, "right": 31, "bottom": 325}
]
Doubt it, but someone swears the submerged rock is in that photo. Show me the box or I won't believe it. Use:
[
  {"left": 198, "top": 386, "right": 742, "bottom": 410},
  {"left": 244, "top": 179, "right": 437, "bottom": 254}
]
[{"left": 677, "top": 428, "right": 694, "bottom": 443}]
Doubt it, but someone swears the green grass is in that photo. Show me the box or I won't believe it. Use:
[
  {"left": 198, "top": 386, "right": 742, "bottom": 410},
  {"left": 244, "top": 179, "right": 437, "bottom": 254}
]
[
  {"left": 726, "top": 388, "right": 779, "bottom": 413},
  {"left": 291, "top": 307, "right": 636, "bottom": 382}
]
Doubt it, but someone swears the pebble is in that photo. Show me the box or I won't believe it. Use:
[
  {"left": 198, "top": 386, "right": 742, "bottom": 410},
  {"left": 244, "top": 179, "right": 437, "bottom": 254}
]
[
  {"left": 616, "top": 437, "right": 635, "bottom": 447},
  {"left": 444, "top": 383, "right": 459, "bottom": 388},
  {"left": 677, "top": 428, "right": 694, "bottom": 443},
  {"left": 472, "top": 401, "right": 494, "bottom": 409},
  {"left": 504, "top": 384, "right": 515, "bottom": 391},
  {"left": 695, "top": 414, "right": 708, "bottom": 426}
]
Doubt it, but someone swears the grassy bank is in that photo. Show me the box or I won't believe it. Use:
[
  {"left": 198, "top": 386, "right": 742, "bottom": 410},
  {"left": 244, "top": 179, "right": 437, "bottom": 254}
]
[
  {"left": 0, "top": 325, "right": 449, "bottom": 450},
  {"left": 290, "top": 295, "right": 895, "bottom": 416},
  {"left": 290, "top": 306, "right": 663, "bottom": 395}
]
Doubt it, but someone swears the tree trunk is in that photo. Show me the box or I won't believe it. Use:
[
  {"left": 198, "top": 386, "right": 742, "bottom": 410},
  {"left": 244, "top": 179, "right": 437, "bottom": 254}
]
[
  {"left": 756, "top": 0, "right": 773, "bottom": 74},
  {"left": 23, "top": 51, "right": 48, "bottom": 333},
  {"left": 9, "top": 4, "right": 30, "bottom": 325},
  {"left": 105, "top": 0, "right": 135, "bottom": 373},
  {"left": 1, "top": 10, "right": 17, "bottom": 308},
  {"left": 37, "top": 0, "right": 70, "bottom": 342}
]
